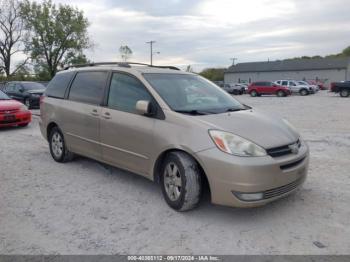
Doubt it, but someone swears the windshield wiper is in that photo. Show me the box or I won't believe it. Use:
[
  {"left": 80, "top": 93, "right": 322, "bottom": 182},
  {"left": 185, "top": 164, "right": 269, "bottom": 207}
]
[
  {"left": 225, "top": 107, "right": 247, "bottom": 112},
  {"left": 174, "top": 109, "right": 213, "bottom": 115}
]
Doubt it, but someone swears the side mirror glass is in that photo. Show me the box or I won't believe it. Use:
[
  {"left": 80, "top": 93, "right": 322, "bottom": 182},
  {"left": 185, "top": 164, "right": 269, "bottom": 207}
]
[{"left": 136, "top": 100, "right": 154, "bottom": 116}]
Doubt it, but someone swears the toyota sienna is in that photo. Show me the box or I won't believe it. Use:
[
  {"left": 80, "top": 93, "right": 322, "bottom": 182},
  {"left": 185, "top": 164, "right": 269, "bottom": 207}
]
[{"left": 39, "top": 62, "right": 309, "bottom": 211}]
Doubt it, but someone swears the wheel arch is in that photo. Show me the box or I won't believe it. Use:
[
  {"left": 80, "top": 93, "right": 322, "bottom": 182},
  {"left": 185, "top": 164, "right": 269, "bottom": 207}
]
[
  {"left": 153, "top": 148, "right": 212, "bottom": 198},
  {"left": 46, "top": 121, "right": 59, "bottom": 141}
]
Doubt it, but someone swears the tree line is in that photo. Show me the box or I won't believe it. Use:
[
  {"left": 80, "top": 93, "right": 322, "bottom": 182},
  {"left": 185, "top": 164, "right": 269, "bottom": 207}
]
[{"left": 0, "top": 0, "right": 91, "bottom": 81}]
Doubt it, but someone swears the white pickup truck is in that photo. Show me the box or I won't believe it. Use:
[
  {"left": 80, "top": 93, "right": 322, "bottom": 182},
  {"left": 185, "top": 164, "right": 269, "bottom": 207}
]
[{"left": 275, "top": 80, "right": 316, "bottom": 96}]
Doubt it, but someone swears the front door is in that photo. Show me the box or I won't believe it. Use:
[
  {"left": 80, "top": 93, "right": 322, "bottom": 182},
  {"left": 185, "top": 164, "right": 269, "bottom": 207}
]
[{"left": 100, "top": 72, "right": 156, "bottom": 177}]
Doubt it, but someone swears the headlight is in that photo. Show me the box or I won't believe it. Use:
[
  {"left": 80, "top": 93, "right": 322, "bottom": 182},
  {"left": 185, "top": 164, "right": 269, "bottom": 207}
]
[
  {"left": 19, "top": 104, "right": 28, "bottom": 111},
  {"left": 209, "top": 130, "right": 267, "bottom": 157}
]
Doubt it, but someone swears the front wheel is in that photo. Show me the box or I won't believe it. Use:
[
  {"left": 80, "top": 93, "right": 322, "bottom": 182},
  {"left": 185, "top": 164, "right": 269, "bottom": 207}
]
[
  {"left": 300, "top": 89, "right": 309, "bottom": 96},
  {"left": 49, "top": 126, "right": 74, "bottom": 163},
  {"left": 250, "top": 90, "right": 258, "bottom": 97},
  {"left": 160, "top": 152, "right": 202, "bottom": 211},
  {"left": 340, "top": 89, "right": 350, "bottom": 97},
  {"left": 277, "top": 90, "right": 285, "bottom": 97}
]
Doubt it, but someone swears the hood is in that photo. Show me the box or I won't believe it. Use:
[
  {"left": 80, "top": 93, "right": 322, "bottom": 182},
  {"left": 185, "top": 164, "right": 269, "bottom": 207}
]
[
  {"left": 194, "top": 109, "right": 299, "bottom": 149},
  {"left": 0, "top": 99, "right": 22, "bottom": 110},
  {"left": 27, "top": 89, "right": 45, "bottom": 94}
]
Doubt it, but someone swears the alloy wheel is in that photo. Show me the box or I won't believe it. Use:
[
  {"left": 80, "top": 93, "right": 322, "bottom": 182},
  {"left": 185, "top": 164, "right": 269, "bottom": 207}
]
[
  {"left": 51, "top": 132, "right": 63, "bottom": 158},
  {"left": 163, "top": 162, "right": 182, "bottom": 201}
]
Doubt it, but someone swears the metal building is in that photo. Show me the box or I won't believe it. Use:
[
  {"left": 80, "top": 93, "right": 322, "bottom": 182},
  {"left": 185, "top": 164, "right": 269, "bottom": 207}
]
[{"left": 224, "top": 57, "right": 350, "bottom": 87}]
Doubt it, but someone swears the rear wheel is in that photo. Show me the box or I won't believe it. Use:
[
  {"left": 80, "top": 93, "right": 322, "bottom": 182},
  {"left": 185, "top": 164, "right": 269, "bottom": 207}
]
[
  {"left": 300, "top": 89, "right": 308, "bottom": 96},
  {"left": 49, "top": 126, "right": 74, "bottom": 162},
  {"left": 160, "top": 152, "right": 202, "bottom": 211},
  {"left": 340, "top": 89, "right": 350, "bottom": 97},
  {"left": 250, "top": 90, "right": 258, "bottom": 97},
  {"left": 277, "top": 90, "right": 285, "bottom": 97}
]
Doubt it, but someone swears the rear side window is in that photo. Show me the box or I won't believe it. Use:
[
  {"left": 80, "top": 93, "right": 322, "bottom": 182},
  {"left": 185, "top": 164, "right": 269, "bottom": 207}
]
[
  {"left": 282, "top": 81, "right": 288, "bottom": 86},
  {"left": 46, "top": 72, "right": 74, "bottom": 98},
  {"left": 107, "top": 72, "right": 152, "bottom": 113},
  {"left": 68, "top": 71, "right": 108, "bottom": 105}
]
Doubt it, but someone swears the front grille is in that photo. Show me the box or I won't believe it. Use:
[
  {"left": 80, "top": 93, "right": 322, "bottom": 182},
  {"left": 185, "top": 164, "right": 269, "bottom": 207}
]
[
  {"left": 266, "top": 139, "right": 301, "bottom": 157},
  {"left": 263, "top": 178, "right": 303, "bottom": 199}
]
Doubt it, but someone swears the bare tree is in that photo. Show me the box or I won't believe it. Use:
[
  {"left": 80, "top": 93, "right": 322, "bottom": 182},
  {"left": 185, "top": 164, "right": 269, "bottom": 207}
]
[
  {"left": 119, "top": 45, "right": 132, "bottom": 62},
  {"left": 0, "top": 0, "right": 28, "bottom": 77}
]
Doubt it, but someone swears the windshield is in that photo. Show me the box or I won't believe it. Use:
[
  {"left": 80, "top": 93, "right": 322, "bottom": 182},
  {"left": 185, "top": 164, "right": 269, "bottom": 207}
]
[
  {"left": 0, "top": 90, "right": 10, "bottom": 100},
  {"left": 143, "top": 73, "right": 245, "bottom": 114},
  {"left": 22, "top": 82, "right": 45, "bottom": 90}
]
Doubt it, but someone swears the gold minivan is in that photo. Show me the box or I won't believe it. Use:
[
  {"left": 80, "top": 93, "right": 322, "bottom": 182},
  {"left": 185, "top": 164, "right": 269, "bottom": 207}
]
[{"left": 40, "top": 62, "right": 309, "bottom": 211}]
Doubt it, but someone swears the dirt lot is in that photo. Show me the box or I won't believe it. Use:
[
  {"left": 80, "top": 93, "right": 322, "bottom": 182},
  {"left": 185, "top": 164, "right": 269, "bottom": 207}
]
[{"left": 0, "top": 91, "right": 350, "bottom": 255}]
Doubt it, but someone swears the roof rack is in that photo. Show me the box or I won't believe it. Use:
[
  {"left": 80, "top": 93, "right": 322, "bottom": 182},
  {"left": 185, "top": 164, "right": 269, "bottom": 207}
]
[{"left": 63, "top": 62, "right": 181, "bottom": 71}]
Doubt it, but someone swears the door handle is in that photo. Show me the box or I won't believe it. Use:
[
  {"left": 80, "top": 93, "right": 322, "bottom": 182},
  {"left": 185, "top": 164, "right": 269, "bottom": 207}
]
[
  {"left": 102, "top": 112, "right": 111, "bottom": 119},
  {"left": 91, "top": 109, "right": 99, "bottom": 117}
]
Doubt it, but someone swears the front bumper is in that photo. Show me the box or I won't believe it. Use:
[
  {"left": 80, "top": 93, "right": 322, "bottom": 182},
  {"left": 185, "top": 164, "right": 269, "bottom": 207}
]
[
  {"left": 0, "top": 111, "right": 32, "bottom": 127},
  {"left": 195, "top": 141, "right": 309, "bottom": 208}
]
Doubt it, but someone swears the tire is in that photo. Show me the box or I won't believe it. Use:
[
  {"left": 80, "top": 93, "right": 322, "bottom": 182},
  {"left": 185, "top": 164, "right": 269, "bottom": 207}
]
[
  {"left": 24, "top": 98, "right": 31, "bottom": 109},
  {"left": 233, "top": 89, "right": 239, "bottom": 95},
  {"left": 160, "top": 151, "right": 202, "bottom": 211},
  {"left": 250, "top": 90, "right": 258, "bottom": 97},
  {"left": 300, "top": 89, "right": 308, "bottom": 96},
  {"left": 277, "top": 90, "right": 285, "bottom": 97},
  {"left": 340, "top": 89, "right": 350, "bottom": 97},
  {"left": 49, "top": 126, "right": 74, "bottom": 163}
]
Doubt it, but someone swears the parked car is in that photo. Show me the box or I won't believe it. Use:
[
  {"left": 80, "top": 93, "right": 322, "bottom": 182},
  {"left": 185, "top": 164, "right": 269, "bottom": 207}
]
[
  {"left": 306, "top": 80, "right": 327, "bottom": 90},
  {"left": 3, "top": 81, "right": 46, "bottom": 109},
  {"left": 275, "top": 80, "right": 314, "bottom": 96},
  {"left": 40, "top": 62, "right": 309, "bottom": 211},
  {"left": 223, "top": 83, "right": 245, "bottom": 95},
  {"left": 0, "top": 90, "right": 31, "bottom": 128},
  {"left": 248, "top": 81, "right": 291, "bottom": 97},
  {"left": 297, "top": 80, "right": 319, "bottom": 92},
  {"left": 330, "top": 81, "right": 350, "bottom": 97}
]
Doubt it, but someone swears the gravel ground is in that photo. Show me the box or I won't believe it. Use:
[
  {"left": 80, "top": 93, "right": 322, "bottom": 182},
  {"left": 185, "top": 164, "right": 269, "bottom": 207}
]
[{"left": 0, "top": 91, "right": 350, "bottom": 255}]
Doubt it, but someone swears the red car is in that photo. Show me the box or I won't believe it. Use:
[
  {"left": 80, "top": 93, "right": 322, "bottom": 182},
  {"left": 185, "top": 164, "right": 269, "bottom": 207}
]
[
  {"left": 0, "top": 90, "right": 32, "bottom": 128},
  {"left": 248, "top": 81, "right": 291, "bottom": 97}
]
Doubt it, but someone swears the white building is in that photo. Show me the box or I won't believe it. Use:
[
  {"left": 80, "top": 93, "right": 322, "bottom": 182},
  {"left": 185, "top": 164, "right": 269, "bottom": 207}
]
[{"left": 224, "top": 57, "right": 350, "bottom": 87}]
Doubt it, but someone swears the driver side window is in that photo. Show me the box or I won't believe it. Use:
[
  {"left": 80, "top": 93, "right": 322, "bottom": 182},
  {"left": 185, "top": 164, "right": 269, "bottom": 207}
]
[{"left": 108, "top": 72, "right": 152, "bottom": 113}]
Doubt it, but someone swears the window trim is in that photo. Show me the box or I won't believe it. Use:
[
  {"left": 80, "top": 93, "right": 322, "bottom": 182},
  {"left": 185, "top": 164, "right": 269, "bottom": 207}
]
[
  {"left": 66, "top": 70, "right": 111, "bottom": 106},
  {"left": 103, "top": 70, "right": 165, "bottom": 120}
]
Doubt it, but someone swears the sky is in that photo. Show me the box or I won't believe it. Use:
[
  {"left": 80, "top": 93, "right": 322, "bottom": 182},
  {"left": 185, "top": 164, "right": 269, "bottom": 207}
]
[{"left": 30, "top": 0, "right": 350, "bottom": 71}]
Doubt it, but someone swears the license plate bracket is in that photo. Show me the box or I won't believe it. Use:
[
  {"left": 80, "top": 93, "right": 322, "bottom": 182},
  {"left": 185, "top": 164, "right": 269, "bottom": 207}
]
[{"left": 4, "top": 114, "right": 16, "bottom": 121}]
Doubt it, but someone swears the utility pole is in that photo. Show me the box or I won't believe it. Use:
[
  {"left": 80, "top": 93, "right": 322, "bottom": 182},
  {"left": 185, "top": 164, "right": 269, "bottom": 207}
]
[
  {"left": 230, "top": 57, "right": 237, "bottom": 66},
  {"left": 146, "top": 41, "right": 156, "bottom": 65}
]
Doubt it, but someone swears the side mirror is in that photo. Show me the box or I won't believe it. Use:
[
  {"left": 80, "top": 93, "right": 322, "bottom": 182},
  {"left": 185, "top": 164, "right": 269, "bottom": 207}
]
[
  {"left": 136, "top": 100, "right": 155, "bottom": 116},
  {"left": 19, "top": 87, "right": 24, "bottom": 92}
]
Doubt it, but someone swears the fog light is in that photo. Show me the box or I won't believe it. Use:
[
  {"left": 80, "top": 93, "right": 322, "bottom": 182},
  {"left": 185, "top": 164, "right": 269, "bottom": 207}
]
[{"left": 233, "top": 192, "right": 264, "bottom": 201}]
